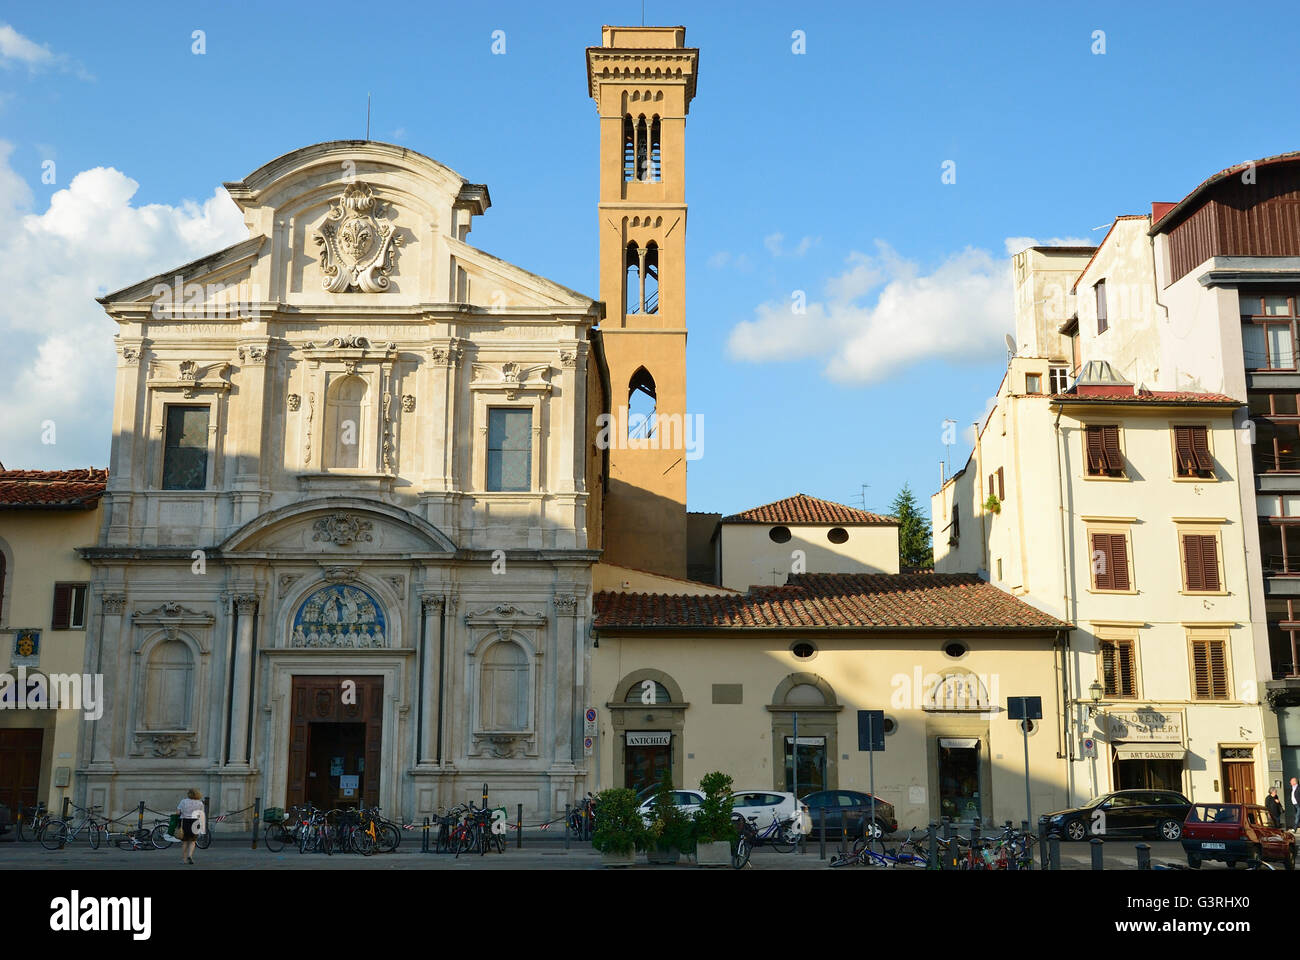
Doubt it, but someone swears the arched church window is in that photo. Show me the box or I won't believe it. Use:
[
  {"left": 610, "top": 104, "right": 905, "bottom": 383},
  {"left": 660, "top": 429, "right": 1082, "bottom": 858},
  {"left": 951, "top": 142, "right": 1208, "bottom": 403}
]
[
  {"left": 144, "top": 639, "right": 194, "bottom": 729},
  {"left": 481, "top": 640, "right": 529, "bottom": 731},
  {"left": 324, "top": 375, "right": 367, "bottom": 470},
  {"left": 642, "top": 242, "right": 659, "bottom": 313},
  {"left": 291, "top": 583, "right": 388, "bottom": 649},
  {"left": 628, "top": 367, "right": 657, "bottom": 441},
  {"left": 625, "top": 242, "right": 640, "bottom": 315},
  {"left": 624, "top": 680, "right": 672, "bottom": 704}
]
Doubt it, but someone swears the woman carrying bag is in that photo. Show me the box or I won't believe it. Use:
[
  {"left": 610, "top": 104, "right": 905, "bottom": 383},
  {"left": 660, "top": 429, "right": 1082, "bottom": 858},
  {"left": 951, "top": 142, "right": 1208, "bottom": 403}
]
[{"left": 176, "top": 789, "right": 205, "bottom": 865}]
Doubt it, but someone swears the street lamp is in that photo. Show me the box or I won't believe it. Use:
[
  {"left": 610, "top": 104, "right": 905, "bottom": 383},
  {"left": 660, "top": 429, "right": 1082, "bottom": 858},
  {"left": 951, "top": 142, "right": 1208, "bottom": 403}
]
[{"left": 1087, "top": 680, "right": 1104, "bottom": 718}]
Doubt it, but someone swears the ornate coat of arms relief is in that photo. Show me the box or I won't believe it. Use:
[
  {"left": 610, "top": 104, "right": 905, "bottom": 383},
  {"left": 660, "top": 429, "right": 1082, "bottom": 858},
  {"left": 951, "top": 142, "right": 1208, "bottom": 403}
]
[{"left": 313, "top": 181, "right": 403, "bottom": 293}]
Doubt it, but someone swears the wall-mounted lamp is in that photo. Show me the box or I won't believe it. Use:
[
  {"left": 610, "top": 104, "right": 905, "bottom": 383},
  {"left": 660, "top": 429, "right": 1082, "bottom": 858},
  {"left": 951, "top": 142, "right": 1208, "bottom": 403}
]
[{"left": 1087, "top": 680, "right": 1104, "bottom": 718}]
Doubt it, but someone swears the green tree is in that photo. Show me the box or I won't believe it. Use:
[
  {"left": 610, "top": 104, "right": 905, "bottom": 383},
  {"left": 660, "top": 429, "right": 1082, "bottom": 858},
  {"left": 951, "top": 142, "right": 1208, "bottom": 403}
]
[{"left": 891, "top": 483, "right": 933, "bottom": 570}]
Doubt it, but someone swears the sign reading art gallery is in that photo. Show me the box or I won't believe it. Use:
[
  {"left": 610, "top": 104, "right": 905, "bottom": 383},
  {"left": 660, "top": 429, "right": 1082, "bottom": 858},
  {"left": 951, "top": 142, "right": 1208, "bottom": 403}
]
[
  {"left": 1108, "top": 709, "right": 1184, "bottom": 743},
  {"left": 625, "top": 731, "right": 671, "bottom": 747}
]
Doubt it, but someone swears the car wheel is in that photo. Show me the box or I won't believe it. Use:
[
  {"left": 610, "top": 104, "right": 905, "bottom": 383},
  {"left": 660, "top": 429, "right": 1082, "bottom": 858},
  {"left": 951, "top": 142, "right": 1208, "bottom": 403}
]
[
  {"left": 1158, "top": 819, "right": 1182, "bottom": 841},
  {"left": 1286, "top": 847, "right": 1295, "bottom": 871},
  {"left": 1186, "top": 854, "right": 1201, "bottom": 870},
  {"left": 1065, "top": 820, "right": 1087, "bottom": 841}
]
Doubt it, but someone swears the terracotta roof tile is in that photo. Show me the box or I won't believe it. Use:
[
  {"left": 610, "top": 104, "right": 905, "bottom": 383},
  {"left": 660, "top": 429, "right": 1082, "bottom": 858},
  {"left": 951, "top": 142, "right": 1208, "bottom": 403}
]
[
  {"left": 593, "top": 572, "right": 1066, "bottom": 631},
  {"left": 721, "top": 493, "right": 896, "bottom": 525},
  {"left": 0, "top": 469, "right": 109, "bottom": 509}
]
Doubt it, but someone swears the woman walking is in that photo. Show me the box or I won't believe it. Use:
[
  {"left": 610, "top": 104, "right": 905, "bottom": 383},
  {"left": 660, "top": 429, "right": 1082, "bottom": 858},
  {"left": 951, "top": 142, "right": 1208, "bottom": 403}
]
[
  {"left": 177, "top": 789, "right": 204, "bottom": 865},
  {"left": 1266, "top": 786, "right": 1284, "bottom": 828}
]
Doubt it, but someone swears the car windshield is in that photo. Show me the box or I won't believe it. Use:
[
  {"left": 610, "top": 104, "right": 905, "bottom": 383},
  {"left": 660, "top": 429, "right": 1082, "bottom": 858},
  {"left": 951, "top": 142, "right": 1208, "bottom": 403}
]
[
  {"left": 1188, "top": 805, "right": 1239, "bottom": 823},
  {"left": 1082, "top": 795, "right": 1107, "bottom": 809}
]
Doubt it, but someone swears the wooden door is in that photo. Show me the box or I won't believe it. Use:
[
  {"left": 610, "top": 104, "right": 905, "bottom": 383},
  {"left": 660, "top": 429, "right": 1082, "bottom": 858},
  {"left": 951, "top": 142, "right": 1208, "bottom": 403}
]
[
  {"left": 287, "top": 676, "right": 383, "bottom": 808},
  {"left": 0, "top": 729, "right": 44, "bottom": 816},
  {"left": 1223, "top": 761, "right": 1256, "bottom": 805}
]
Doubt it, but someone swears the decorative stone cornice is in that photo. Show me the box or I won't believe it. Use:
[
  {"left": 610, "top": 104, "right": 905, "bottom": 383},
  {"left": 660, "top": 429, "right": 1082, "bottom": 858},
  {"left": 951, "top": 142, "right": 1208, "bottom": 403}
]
[
  {"left": 322, "top": 565, "right": 361, "bottom": 583},
  {"left": 234, "top": 594, "right": 259, "bottom": 615},
  {"left": 469, "top": 361, "right": 553, "bottom": 400},
  {"left": 553, "top": 595, "right": 580, "bottom": 616},
  {"left": 430, "top": 341, "right": 464, "bottom": 366},
  {"left": 420, "top": 592, "right": 446, "bottom": 612},
  {"left": 149, "top": 359, "right": 232, "bottom": 398},
  {"left": 237, "top": 344, "right": 268, "bottom": 364},
  {"left": 101, "top": 593, "right": 127, "bottom": 616}
]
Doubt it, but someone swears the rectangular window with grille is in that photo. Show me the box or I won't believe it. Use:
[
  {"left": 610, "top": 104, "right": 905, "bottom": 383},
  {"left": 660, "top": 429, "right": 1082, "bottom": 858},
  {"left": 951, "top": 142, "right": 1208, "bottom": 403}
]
[
  {"left": 1085, "top": 425, "right": 1125, "bottom": 477},
  {"left": 1181, "top": 533, "right": 1222, "bottom": 592},
  {"left": 161, "top": 405, "right": 210, "bottom": 490},
  {"left": 1191, "top": 637, "right": 1230, "bottom": 700},
  {"left": 486, "top": 408, "right": 532, "bottom": 492},
  {"left": 1099, "top": 638, "right": 1137, "bottom": 698},
  {"left": 1090, "top": 531, "right": 1131, "bottom": 591}
]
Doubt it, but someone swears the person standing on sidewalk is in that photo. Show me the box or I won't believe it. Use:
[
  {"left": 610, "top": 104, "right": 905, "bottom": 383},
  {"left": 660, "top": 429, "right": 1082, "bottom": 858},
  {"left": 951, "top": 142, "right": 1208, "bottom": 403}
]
[
  {"left": 177, "top": 789, "right": 204, "bottom": 864},
  {"left": 1290, "top": 778, "right": 1300, "bottom": 830},
  {"left": 1266, "top": 786, "right": 1284, "bottom": 828}
]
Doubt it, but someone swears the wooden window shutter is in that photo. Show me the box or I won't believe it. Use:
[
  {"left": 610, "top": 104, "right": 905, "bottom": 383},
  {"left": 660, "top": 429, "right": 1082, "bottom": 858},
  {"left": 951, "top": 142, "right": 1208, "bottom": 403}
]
[
  {"left": 51, "top": 583, "right": 72, "bottom": 630},
  {"left": 1191, "top": 427, "right": 1213, "bottom": 473},
  {"left": 1174, "top": 427, "right": 1197, "bottom": 475},
  {"left": 1101, "top": 426, "right": 1124, "bottom": 473},
  {"left": 1118, "top": 641, "right": 1136, "bottom": 697},
  {"left": 1101, "top": 641, "right": 1117, "bottom": 694},
  {"left": 1109, "top": 533, "right": 1131, "bottom": 590},
  {"left": 997, "top": 467, "right": 1005, "bottom": 500},
  {"left": 1091, "top": 532, "right": 1129, "bottom": 590},
  {"left": 1086, "top": 426, "right": 1105, "bottom": 474},
  {"left": 1183, "top": 534, "right": 1220, "bottom": 591},
  {"left": 1208, "top": 640, "right": 1228, "bottom": 698}
]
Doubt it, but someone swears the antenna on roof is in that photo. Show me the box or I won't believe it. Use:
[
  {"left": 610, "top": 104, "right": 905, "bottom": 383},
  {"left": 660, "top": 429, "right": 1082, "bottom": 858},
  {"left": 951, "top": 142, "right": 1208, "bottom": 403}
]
[{"left": 366, "top": 93, "right": 371, "bottom": 141}]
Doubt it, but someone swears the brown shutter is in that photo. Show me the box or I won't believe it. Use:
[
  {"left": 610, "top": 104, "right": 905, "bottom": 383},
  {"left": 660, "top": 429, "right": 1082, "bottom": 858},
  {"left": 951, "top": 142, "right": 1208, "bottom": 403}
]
[
  {"left": 1174, "top": 427, "right": 1196, "bottom": 475},
  {"left": 1208, "top": 640, "right": 1228, "bottom": 698},
  {"left": 1091, "top": 532, "right": 1112, "bottom": 589},
  {"left": 50, "top": 583, "right": 71, "bottom": 630},
  {"left": 1101, "top": 641, "right": 1117, "bottom": 695},
  {"left": 1118, "top": 641, "right": 1135, "bottom": 697},
  {"left": 1199, "top": 535, "right": 1220, "bottom": 591},
  {"left": 1086, "top": 427, "right": 1105, "bottom": 474},
  {"left": 1183, "top": 534, "right": 1204, "bottom": 591},
  {"left": 1191, "top": 427, "right": 1214, "bottom": 472},
  {"left": 1192, "top": 640, "right": 1211, "bottom": 698},
  {"left": 1102, "top": 426, "right": 1124, "bottom": 473},
  {"left": 997, "top": 467, "right": 1005, "bottom": 500}
]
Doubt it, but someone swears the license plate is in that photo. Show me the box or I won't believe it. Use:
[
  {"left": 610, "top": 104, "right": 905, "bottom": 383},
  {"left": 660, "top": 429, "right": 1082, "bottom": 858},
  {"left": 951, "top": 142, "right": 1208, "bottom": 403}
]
[{"left": 1200, "top": 842, "right": 1226, "bottom": 850}]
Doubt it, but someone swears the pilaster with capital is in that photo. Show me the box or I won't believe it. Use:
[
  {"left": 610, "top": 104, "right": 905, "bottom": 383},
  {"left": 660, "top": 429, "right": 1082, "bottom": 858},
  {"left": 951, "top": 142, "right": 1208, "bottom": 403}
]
[
  {"left": 418, "top": 593, "right": 446, "bottom": 764},
  {"left": 227, "top": 593, "right": 259, "bottom": 765},
  {"left": 89, "top": 592, "right": 128, "bottom": 764}
]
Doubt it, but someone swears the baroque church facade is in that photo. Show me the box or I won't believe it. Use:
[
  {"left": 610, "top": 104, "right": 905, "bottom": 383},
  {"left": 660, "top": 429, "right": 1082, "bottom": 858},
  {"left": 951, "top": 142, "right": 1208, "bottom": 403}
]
[{"left": 76, "top": 26, "right": 699, "bottom": 824}]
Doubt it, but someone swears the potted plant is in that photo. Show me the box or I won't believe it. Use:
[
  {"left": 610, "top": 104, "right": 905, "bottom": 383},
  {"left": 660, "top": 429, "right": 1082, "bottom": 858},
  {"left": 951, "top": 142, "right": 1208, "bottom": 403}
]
[
  {"left": 646, "top": 769, "right": 692, "bottom": 865},
  {"left": 983, "top": 493, "right": 1001, "bottom": 514},
  {"left": 691, "top": 771, "right": 735, "bottom": 867},
  {"left": 591, "top": 787, "right": 645, "bottom": 867}
]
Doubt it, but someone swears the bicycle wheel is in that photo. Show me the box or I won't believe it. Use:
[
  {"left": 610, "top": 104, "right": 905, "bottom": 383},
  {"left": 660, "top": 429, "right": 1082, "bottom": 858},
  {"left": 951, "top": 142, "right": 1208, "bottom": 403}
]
[
  {"left": 376, "top": 822, "right": 400, "bottom": 853},
  {"left": 355, "top": 828, "right": 375, "bottom": 856},
  {"left": 321, "top": 828, "right": 333, "bottom": 856},
  {"left": 150, "top": 824, "right": 172, "bottom": 849},
  {"left": 196, "top": 826, "right": 212, "bottom": 850},
  {"left": 88, "top": 822, "right": 101, "bottom": 850},
  {"left": 17, "top": 812, "right": 38, "bottom": 842},
  {"left": 264, "top": 823, "right": 285, "bottom": 853},
  {"left": 732, "top": 835, "right": 752, "bottom": 869},
  {"left": 40, "top": 819, "right": 69, "bottom": 850},
  {"left": 768, "top": 830, "right": 794, "bottom": 854},
  {"left": 828, "top": 851, "right": 854, "bottom": 868}
]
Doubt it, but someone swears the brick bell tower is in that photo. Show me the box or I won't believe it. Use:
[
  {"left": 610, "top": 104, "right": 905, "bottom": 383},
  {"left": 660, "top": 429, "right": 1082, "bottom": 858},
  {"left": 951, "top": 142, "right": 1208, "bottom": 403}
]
[{"left": 586, "top": 25, "right": 698, "bottom": 578}]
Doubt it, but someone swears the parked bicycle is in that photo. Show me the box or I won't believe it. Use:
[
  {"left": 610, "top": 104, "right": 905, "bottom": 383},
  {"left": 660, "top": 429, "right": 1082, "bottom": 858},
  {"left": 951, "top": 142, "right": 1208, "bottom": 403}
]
[
  {"left": 568, "top": 793, "right": 596, "bottom": 840},
  {"left": 40, "top": 805, "right": 104, "bottom": 850},
  {"left": 454, "top": 802, "right": 506, "bottom": 857},
  {"left": 830, "top": 827, "right": 931, "bottom": 868},
  {"left": 17, "top": 801, "right": 53, "bottom": 842},
  {"left": 297, "top": 806, "right": 337, "bottom": 855}
]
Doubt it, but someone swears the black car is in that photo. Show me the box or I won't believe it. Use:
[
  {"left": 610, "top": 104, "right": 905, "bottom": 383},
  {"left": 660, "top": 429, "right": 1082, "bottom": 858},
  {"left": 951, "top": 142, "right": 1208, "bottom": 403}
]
[
  {"left": 1040, "top": 789, "right": 1191, "bottom": 841},
  {"left": 801, "top": 790, "right": 898, "bottom": 839}
]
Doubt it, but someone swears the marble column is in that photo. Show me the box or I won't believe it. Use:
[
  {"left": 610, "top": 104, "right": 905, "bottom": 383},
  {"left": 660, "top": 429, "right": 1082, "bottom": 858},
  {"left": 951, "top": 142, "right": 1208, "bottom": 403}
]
[
  {"left": 553, "top": 594, "right": 579, "bottom": 765},
  {"left": 418, "top": 593, "right": 444, "bottom": 764},
  {"left": 89, "top": 592, "right": 127, "bottom": 764},
  {"left": 227, "top": 594, "right": 258, "bottom": 764}
]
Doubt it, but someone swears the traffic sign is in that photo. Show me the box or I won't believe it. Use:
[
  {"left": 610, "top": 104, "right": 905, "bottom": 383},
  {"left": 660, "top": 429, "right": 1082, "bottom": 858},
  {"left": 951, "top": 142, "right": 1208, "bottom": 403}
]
[
  {"left": 584, "top": 708, "right": 597, "bottom": 736},
  {"left": 857, "top": 710, "right": 885, "bottom": 752},
  {"left": 1007, "top": 696, "right": 1042, "bottom": 720},
  {"left": 583, "top": 736, "right": 594, "bottom": 757}
]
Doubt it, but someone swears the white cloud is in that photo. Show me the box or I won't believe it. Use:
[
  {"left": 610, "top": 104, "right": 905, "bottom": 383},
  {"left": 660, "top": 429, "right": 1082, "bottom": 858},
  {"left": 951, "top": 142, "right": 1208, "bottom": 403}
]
[
  {"left": 764, "top": 232, "right": 819, "bottom": 258},
  {"left": 727, "top": 240, "right": 1016, "bottom": 383},
  {"left": 0, "top": 141, "right": 246, "bottom": 468},
  {"left": 1004, "top": 235, "right": 1093, "bottom": 257},
  {"left": 0, "top": 24, "right": 55, "bottom": 68}
]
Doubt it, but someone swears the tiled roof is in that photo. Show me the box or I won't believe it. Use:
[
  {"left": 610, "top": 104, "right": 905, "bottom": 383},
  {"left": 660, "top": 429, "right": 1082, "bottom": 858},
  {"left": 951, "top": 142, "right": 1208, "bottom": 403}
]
[
  {"left": 593, "top": 572, "right": 1066, "bottom": 632},
  {"left": 0, "top": 469, "right": 109, "bottom": 509},
  {"left": 721, "top": 493, "right": 896, "bottom": 525},
  {"left": 1051, "top": 390, "right": 1239, "bottom": 405}
]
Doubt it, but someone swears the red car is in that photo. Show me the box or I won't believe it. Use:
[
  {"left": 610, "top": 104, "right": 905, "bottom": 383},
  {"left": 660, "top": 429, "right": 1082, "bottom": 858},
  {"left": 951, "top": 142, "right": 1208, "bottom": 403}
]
[{"left": 1181, "top": 802, "right": 1295, "bottom": 869}]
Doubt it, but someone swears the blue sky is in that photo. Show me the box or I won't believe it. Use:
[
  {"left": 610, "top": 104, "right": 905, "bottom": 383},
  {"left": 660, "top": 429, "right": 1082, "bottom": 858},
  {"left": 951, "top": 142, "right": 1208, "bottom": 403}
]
[{"left": 2, "top": 1, "right": 1298, "bottom": 519}]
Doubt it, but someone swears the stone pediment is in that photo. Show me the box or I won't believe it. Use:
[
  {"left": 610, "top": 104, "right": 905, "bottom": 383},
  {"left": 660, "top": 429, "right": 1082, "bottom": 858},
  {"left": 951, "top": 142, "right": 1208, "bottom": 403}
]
[{"left": 220, "top": 498, "right": 455, "bottom": 555}]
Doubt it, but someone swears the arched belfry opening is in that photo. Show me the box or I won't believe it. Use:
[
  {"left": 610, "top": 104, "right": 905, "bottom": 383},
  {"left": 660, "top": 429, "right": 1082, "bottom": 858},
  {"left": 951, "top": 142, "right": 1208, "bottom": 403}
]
[
  {"left": 624, "top": 241, "right": 658, "bottom": 315},
  {"left": 628, "top": 366, "right": 657, "bottom": 440}
]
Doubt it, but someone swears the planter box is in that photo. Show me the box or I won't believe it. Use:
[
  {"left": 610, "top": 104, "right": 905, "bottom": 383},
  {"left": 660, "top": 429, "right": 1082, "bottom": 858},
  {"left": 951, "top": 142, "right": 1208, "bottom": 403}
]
[
  {"left": 600, "top": 849, "right": 637, "bottom": 868},
  {"left": 696, "top": 840, "right": 732, "bottom": 867}
]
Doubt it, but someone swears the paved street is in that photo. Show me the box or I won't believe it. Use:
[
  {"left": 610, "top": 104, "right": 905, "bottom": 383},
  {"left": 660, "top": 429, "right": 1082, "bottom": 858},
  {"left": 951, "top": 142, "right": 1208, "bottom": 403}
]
[{"left": 0, "top": 836, "right": 1241, "bottom": 870}]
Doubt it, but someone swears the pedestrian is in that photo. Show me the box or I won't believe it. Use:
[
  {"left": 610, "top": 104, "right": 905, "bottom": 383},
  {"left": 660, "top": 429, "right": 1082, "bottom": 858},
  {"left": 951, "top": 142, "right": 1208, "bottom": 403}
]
[
  {"left": 1266, "top": 786, "right": 1283, "bottom": 828},
  {"left": 176, "top": 788, "right": 204, "bottom": 864},
  {"left": 1291, "top": 777, "right": 1300, "bottom": 830}
]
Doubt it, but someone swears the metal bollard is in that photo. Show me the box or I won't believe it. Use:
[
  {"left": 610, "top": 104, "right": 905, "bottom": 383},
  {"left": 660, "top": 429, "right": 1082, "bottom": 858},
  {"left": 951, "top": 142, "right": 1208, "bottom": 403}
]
[
  {"left": 1136, "top": 843, "right": 1151, "bottom": 870},
  {"left": 943, "top": 817, "right": 953, "bottom": 870},
  {"left": 564, "top": 803, "right": 570, "bottom": 851},
  {"left": 1049, "top": 834, "right": 1061, "bottom": 870},
  {"left": 819, "top": 806, "right": 827, "bottom": 860},
  {"left": 928, "top": 822, "right": 939, "bottom": 870},
  {"left": 136, "top": 800, "right": 145, "bottom": 835},
  {"left": 422, "top": 816, "right": 430, "bottom": 853},
  {"left": 1090, "top": 837, "right": 1104, "bottom": 870},
  {"left": 203, "top": 797, "right": 211, "bottom": 844},
  {"left": 971, "top": 819, "right": 981, "bottom": 866},
  {"left": 252, "top": 797, "right": 261, "bottom": 849},
  {"left": 517, "top": 804, "right": 523, "bottom": 849}
]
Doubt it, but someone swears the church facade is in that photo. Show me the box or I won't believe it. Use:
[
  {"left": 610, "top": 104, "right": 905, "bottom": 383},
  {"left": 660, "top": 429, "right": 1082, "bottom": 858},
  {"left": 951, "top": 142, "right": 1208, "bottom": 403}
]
[{"left": 77, "top": 137, "right": 610, "bottom": 825}]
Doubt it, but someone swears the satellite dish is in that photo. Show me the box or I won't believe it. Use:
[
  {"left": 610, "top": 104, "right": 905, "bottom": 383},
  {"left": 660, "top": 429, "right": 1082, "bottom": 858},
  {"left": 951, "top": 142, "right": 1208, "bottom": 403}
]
[{"left": 1004, "top": 334, "right": 1017, "bottom": 357}]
